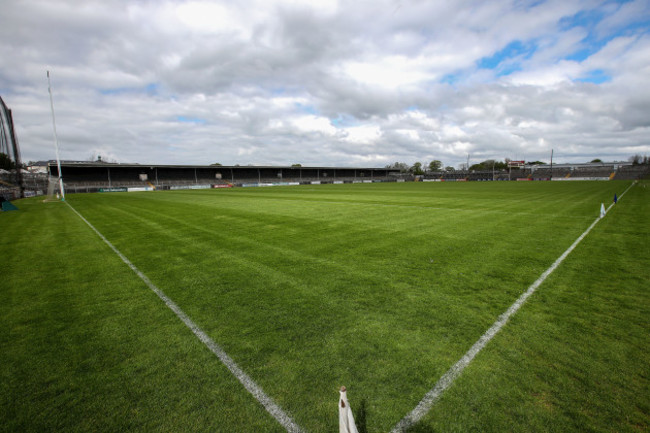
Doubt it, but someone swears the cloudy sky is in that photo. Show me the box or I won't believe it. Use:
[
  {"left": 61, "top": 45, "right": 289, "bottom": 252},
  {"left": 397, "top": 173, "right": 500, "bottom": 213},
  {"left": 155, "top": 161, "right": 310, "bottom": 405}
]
[{"left": 1, "top": 0, "right": 649, "bottom": 168}]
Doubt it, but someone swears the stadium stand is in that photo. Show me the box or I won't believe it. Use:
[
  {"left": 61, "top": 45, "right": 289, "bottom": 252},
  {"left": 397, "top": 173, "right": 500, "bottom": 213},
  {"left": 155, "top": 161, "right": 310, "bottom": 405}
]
[
  {"left": 11, "top": 160, "right": 643, "bottom": 197},
  {"left": 614, "top": 165, "right": 650, "bottom": 180},
  {"left": 44, "top": 163, "right": 393, "bottom": 193}
]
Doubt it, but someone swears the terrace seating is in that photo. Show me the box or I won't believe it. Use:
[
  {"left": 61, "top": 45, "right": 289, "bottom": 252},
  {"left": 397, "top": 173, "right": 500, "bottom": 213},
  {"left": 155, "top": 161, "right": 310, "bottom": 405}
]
[
  {"left": 614, "top": 165, "right": 650, "bottom": 180},
  {"left": 531, "top": 168, "right": 572, "bottom": 178},
  {"left": 569, "top": 166, "right": 614, "bottom": 178}
]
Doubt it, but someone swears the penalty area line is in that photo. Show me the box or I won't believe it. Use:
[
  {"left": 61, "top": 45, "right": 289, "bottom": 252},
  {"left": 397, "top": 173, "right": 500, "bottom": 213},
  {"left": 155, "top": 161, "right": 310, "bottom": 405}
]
[
  {"left": 66, "top": 202, "right": 305, "bottom": 433},
  {"left": 391, "top": 181, "right": 636, "bottom": 433}
]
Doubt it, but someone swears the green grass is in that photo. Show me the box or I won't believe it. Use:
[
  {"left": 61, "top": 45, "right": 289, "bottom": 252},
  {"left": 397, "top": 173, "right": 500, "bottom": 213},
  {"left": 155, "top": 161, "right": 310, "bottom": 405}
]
[{"left": 1, "top": 181, "right": 648, "bottom": 432}]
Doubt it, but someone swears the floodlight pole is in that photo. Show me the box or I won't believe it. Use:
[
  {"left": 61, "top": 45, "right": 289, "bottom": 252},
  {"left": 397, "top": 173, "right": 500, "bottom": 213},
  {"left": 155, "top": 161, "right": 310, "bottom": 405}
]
[
  {"left": 47, "top": 70, "right": 65, "bottom": 200},
  {"left": 549, "top": 149, "right": 553, "bottom": 181}
]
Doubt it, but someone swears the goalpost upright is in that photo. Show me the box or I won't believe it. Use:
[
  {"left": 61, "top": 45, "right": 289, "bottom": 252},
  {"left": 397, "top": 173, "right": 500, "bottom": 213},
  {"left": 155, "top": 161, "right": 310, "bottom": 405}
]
[{"left": 47, "top": 70, "right": 65, "bottom": 201}]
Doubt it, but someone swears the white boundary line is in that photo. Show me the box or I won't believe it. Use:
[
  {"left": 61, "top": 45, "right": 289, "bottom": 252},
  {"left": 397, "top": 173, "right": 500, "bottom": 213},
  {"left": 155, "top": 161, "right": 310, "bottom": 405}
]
[
  {"left": 66, "top": 202, "right": 305, "bottom": 433},
  {"left": 391, "top": 182, "right": 635, "bottom": 432}
]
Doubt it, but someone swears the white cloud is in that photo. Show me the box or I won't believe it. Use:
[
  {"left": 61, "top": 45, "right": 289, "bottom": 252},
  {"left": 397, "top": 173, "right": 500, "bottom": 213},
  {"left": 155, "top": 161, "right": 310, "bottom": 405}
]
[
  {"left": 506, "top": 60, "right": 582, "bottom": 85},
  {"left": 342, "top": 125, "right": 382, "bottom": 144},
  {"left": 175, "top": 2, "right": 241, "bottom": 34},
  {"left": 290, "top": 115, "right": 337, "bottom": 135},
  {"left": 341, "top": 55, "right": 435, "bottom": 89},
  {"left": 1, "top": 0, "right": 648, "bottom": 168},
  {"left": 594, "top": 0, "right": 650, "bottom": 39}
]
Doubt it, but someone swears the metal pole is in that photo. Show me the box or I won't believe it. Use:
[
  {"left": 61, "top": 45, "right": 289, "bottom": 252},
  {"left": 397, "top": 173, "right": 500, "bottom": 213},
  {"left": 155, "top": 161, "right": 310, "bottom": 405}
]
[
  {"left": 4, "top": 107, "right": 24, "bottom": 197},
  {"left": 47, "top": 71, "right": 65, "bottom": 200},
  {"left": 549, "top": 149, "right": 553, "bottom": 181}
]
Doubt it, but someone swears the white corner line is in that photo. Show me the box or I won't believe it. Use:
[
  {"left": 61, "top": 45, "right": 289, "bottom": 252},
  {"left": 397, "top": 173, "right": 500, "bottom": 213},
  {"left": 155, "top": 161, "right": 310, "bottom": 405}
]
[
  {"left": 66, "top": 202, "right": 305, "bottom": 433},
  {"left": 391, "top": 181, "right": 636, "bottom": 432}
]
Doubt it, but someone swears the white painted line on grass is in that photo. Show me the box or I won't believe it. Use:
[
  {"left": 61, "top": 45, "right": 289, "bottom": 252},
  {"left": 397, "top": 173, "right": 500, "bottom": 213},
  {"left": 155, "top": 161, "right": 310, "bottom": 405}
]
[
  {"left": 66, "top": 202, "right": 305, "bottom": 433},
  {"left": 391, "top": 182, "right": 636, "bottom": 433}
]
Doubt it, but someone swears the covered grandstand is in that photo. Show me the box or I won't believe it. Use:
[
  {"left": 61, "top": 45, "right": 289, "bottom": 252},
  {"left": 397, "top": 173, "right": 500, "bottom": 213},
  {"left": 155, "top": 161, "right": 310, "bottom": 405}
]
[{"left": 47, "top": 162, "right": 394, "bottom": 193}]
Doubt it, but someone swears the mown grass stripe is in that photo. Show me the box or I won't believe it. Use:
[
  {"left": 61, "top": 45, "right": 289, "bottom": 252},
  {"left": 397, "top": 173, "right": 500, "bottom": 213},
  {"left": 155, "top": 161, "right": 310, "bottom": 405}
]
[
  {"left": 390, "top": 181, "right": 636, "bottom": 432},
  {"left": 65, "top": 201, "right": 305, "bottom": 433}
]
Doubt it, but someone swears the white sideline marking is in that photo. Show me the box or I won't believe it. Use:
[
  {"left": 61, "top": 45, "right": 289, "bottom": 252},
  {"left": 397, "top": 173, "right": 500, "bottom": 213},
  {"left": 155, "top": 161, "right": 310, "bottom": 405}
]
[
  {"left": 391, "top": 182, "right": 635, "bottom": 433},
  {"left": 66, "top": 202, "right": 304, "bottom": 433}
]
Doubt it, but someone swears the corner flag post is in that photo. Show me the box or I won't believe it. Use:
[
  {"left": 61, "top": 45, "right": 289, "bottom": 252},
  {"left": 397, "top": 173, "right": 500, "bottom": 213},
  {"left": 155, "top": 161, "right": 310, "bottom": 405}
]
[
  {"left": 339, "top": 386, "right": 359, "bottom": 433},
  {"left": 47, "top": 70, "right": 65, "bottom": 201}
]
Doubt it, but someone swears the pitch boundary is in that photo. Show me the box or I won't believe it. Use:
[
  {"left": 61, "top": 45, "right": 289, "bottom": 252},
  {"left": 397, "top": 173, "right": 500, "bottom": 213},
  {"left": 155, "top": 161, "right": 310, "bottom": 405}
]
[
  {"left": 390, "top": 181, "right": 636, "bottom": 432},
  {"left": 66, "top": 202, "right": 305, "bottom": 433}
]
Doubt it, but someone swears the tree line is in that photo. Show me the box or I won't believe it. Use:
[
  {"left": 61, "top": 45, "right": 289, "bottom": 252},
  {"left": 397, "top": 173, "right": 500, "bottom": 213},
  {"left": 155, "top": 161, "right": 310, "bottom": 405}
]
[
  {"left": 385, "top": 159, "right": 511, "bottom": 175},
  {"left": 385, "top": 155, "right": 650, "bottom": 175},
  {"left": 385, "top": 160, "right": 447, "bottom": 175}
]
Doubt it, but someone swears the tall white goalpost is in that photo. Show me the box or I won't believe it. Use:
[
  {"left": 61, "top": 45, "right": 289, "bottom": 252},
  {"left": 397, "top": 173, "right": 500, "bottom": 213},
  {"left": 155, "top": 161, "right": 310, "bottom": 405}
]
[{"left": 47, "top": 70, "right": 65, "bottom": 201}]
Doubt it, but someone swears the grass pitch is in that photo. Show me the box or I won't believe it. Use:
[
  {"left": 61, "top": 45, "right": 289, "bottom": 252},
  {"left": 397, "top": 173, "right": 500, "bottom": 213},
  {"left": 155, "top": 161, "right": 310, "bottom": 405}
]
[{"left": 1, "top": 181, "right": 648, "bottom": 432}]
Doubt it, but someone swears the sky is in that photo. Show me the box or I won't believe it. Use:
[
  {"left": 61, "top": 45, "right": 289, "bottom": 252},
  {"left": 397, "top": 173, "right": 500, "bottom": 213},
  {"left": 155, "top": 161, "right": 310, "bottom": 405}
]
[{"left": 1, "top": 0, "right": 649, "bottom": 169}]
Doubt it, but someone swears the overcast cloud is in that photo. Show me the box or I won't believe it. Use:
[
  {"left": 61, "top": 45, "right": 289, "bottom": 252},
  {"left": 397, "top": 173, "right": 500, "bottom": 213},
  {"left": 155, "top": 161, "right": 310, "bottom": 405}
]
[{"left": 1, "top": 0, "right": 649, "bottom": 168}]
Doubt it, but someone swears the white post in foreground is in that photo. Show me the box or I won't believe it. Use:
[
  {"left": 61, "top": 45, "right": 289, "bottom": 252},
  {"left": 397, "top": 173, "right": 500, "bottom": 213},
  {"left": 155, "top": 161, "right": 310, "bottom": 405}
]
[
  {"left": 339, "top": 386, "right": 359, "bottom": 433},
  {"left": 600, "top": 203, "right": 606, "bottom": 218},
  {"left": 47, "top": 70, "right": 65, "bottom": 201}
]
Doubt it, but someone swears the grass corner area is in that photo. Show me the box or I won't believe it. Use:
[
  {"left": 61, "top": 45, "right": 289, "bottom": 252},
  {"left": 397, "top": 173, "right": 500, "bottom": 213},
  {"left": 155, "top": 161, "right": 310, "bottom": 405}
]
[
  {"left": 413, "top": 181, "right": 650, "bottom": 433},
  {"left": 0, "top": 198, "right": 283, "bottom": 432},
  {"left": 1, "top": 180, "right": 648, "bottom": 432}
]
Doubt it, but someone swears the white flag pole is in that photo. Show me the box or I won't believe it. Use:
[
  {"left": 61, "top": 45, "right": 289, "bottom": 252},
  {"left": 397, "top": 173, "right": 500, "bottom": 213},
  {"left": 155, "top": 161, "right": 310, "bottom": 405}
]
[
  {"left": 339, "top": 386, "right": 359, "bottom": 433},
  {"left": 47, "top": 70, "right": 65, "bottom": 201}
]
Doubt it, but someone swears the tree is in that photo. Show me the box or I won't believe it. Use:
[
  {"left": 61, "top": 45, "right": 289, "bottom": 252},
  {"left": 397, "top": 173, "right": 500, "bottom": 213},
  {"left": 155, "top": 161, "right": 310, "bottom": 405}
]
[
  {"left": 590, "top": 158, "right": 603, "bottom": 163},
  {"left": 445, "top": 166, "right": 455, "bottom": 172},
  {"left": 468, "top": 159, "right": 508, "bottom": 172},
  {"left": 291, "top": 163, "right": 302, "bottom": 167},
  {"left": 385, "top": 162, "right": 409, "bottom": 172},
  {"left": 428, "top": 160, "right": 442, "bottom": 171},
  {"left": 0, "top": 152, "right": 15, "bottom": 170},
  {"left": 211, "top": 162, "right": 222, "bottom": 166},
  {"left": 410, "top": 162, "right": 424, "bottom": 175},
  {"left": 629, "top": 154, "right": 642, "bottom": 165}
]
